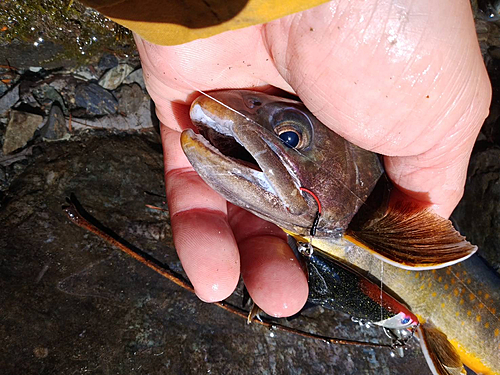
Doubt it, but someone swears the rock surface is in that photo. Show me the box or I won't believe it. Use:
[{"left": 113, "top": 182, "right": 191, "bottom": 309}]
[
  {"left": 99, "top": 64, "right": 134, "bottom": 90},
  {"left": 74, "top": 82, "right": 118, "bottom": 116},
  {"left": 2, "top": 111, "right": 44, "bottom": 154},
  {"left": 40, "top": 104, "right": 68, "bottom": 140},
  {"left": 453, "top": 146, "right": 500, "bottom": 272},
  {"left": 0, "top": 133, "right": 430, "bottom": 375},
  {"left": 0, "top": 85, "right": 20, "bottom": 116},
  {"left": 115, "top": 83, "right": 146, "bottom": 115}
]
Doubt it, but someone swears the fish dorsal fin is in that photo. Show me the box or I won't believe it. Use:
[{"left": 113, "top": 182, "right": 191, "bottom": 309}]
[
  {"left": 344, "top": 196, "right": 477, "bottom": 270},
  {"left": 416, "top": 323, "right": 466, "bottom": 375}
]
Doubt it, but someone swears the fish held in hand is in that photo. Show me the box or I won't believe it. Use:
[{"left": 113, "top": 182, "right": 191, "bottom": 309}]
[{"left": 180, "top": 89, "right": 476, "bottom": 270}]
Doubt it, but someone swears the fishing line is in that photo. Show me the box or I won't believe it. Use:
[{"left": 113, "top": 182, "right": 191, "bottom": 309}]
[
  {"left": 380, "top": 260, "right": 384, "bottom": 323},
  {"left": 163, "top": 59, "right": 378, "bottom": 208}
]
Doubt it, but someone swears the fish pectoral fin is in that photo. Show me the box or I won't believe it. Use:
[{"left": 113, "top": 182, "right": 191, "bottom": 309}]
[
  {"left": 416, "top": 322, "right": 466, "bottom": 375},
  {"left": 344, "top": 199, "right": 477, "bottom": 270}
]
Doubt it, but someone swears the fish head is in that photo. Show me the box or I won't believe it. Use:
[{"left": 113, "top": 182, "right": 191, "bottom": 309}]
[{"left": 181, "top": 90, "right": 383, "bottom": 237}]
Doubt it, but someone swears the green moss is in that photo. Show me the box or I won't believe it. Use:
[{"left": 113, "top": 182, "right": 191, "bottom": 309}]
[{"left": 0, "top": 0, "right": 136, "bottom": 65}]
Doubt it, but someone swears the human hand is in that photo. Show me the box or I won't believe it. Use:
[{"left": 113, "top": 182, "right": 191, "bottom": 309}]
[{"left": 135, "top": 0, "right": 491, "bottom": 317}]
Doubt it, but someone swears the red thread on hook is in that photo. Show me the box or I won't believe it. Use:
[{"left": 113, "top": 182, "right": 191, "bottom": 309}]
[{"left": 299, "top": 187, "right": 322, "bottom": 214}]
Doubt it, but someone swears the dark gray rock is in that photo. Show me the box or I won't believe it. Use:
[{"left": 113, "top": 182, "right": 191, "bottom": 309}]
[
  {"left": 40, "top": 104, "right": 67, "bottom": 140},
  {"left": 69, "top": 100, "right": 153, "bottom": 131},
  {"left": 98, "top": 53, "right": 119, "bottom": 71},
  {"left": 0, "top": 83, "right": 8, "bottom": 97},
  {"left": 47, "top": 75, "right": 85, "bottom": 112},
  {"left": 32, "top": 83, "right": 67, "bottom": 114},
  {"left": 453, "top": 146, "right": 500, "bottom": 272},
  {"left": 0, "top": 40, "right": 66, "bottom": 70},
  {"left": 114, "top": 83, "right": 145, "bottom": 115},
  {"left": 0, "top": 84, "right": 19, "bottom": 116},
  {"left": 74, "top": 82, "right": 118, "bottom": 116}
]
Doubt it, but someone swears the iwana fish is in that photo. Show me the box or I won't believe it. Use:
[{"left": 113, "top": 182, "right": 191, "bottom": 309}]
[{"left": 181, "top": 90, "right": 500, "bottom": 375}]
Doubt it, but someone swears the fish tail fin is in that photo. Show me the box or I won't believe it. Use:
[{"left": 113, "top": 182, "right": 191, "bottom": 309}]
[
  {"left": 416, "top": 322, "right": 466, "bottom": 375},
  {"left": 345, "top": 179, "right": 477, "bottom": 269}
]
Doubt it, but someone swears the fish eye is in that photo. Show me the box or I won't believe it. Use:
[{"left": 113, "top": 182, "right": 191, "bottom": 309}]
[
  {"left": 272, "top": 108, "right": 311, "bottom": 149},
  {"left": 245, "top": 97, "right": 262, "bottom": 109},
  {"left": 278, "top": 130, "right": 300, "bottom": 148}
]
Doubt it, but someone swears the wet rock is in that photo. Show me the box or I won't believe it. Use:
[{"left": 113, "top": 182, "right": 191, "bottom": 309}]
[
  {"left": 0, "top": 40, "right": 66, "bottom": 71},
  {"left": 114, "top": 83, "right": 145, "bottom": 115},
  {"left": 0, "top": 1, "right": 138, "bottom": 71},
  {"left": 0, "top": 133, "right": 429, "bottom": 375},
  {"left": 99, "top": 64, "right": 134, "bottom": 90},
  {"left": 2, "top": 111, "right": 43, "bottom": 154},
  {"left": 453, "top": 146, "right": 500, "bottom": 272},
  {"left": 40, "top": 104, "right": 67, "bottom": 140},
  {"left": 32, "top": 83, "right": 67, "bottom": 114},
  {"left": 72, "top": 66, "right": 99, "bottom": 82},
  {"left": 70, "top": 100, "right": 153, "bottom": 131},
  {"left": 477, "top": 0, "right": 500, "bottom": 21},
  {"left": 98, "top": 53, "right": 119, "bottom": 71},
  {"left": 0, "top": 84, "right": 19, "bottom": 116},
  {"left": 48, "top": 75, "right": 85, "bottom": 111},
  {"left": 123, "top": 68, "right": 146, "bottom": 91},
  {"left": 74, "top": 82, "right": 118, "bottom": 116},
  {"left": 0, "top": 84, "right": 7, "bottom": 97}
]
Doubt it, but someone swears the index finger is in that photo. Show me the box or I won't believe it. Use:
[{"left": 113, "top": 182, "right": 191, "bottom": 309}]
[{"left": 161, "top": 110, "right": 240, "bottom": 302}]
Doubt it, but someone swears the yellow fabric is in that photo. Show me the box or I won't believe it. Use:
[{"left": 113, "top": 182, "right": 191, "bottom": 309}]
[{"left": 81, "top": 0, "right": 329, "bottom": 45}]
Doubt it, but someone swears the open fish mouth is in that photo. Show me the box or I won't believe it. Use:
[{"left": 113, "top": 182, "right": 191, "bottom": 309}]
[{"left": 180, "top": 91, "right": 317, "bottom": 232}]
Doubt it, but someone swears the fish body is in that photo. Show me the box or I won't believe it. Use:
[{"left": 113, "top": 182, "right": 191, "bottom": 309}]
[
  {"left": 313, "top": 236, "right": 500, "bottom": 375},
  {"left": 183, "top": 90, "right": 476, "bottom": 270},
  {"left": 181, "top": 90, "right": 500, "bottom": 374}
]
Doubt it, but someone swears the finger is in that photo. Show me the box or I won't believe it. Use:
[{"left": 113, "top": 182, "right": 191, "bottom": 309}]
[
  {"left": 161, "top": 122, "right": 240, "bottom": 302},
  {"left": 228, "top": 205, "right": 308, "bottom": 317},
  {"left": 264, "top": 0, "right": 491, "bottom": 213}
]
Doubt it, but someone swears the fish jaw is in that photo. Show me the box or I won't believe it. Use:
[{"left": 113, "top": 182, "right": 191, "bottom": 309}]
[{"left": 181, "top": 94, "right": 317, "bottom": 233}]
